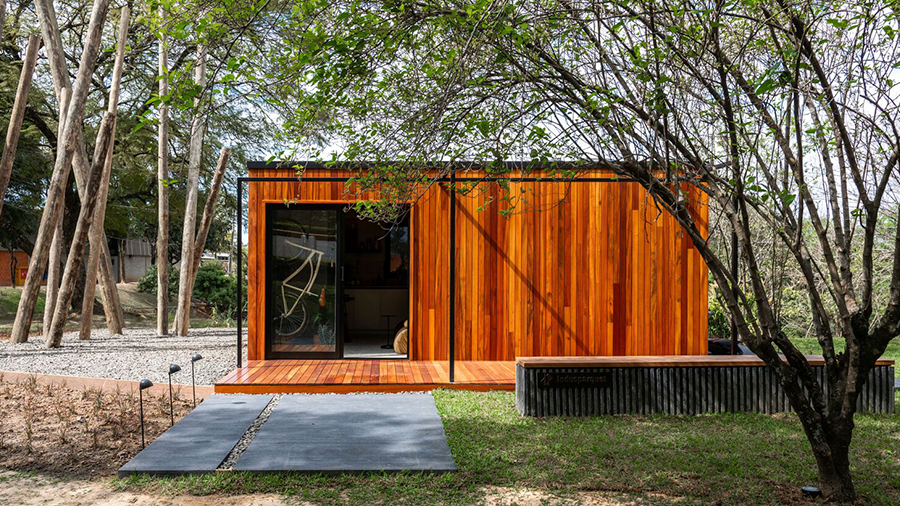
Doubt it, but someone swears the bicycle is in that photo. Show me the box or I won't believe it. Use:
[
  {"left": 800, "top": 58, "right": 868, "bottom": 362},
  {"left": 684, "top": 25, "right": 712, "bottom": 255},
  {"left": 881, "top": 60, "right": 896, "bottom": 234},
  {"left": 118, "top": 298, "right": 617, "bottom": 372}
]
[{"left": 274, "top": 239, "right": 325, "bottom": 338}]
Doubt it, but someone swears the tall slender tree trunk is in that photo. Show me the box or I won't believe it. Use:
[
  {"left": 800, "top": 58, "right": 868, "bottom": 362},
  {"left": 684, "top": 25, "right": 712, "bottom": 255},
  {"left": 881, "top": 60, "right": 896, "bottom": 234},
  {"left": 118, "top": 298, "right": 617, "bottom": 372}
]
[
  {"left": 117, "top": 239, "right": 124, "bottom": 281},
  {"left": 46, "top": 116, "right": 116, "bottom": 348},
  {"left": 174, "top": 45, "right": 207, "bottom": 337},
  {"left": 156, "top": 10, "right": 170, "bottom": 337},
  {"left": 0, "top": 34, "right": 40, "bottom": 219},
  {"left": 43, "top": 211, "right": 64, "bottom": 338},
  {"left": 32, "top": 0, "right": 123, "bottom": 336},
  {"left": 79, "top": 133, "right": 113, "bottom": 338},
  {"left": 178, "top": 147, "right": 230, "bottom": 335},
  {"left": 0, "top": 0, "right": 6, "bottom": 42},
  {"left": 80, "top": 6, "right": 130, "bottom": 340},
  {"left": 6, "top": 248, "right": 15, "bottom": 287},
  {"left": 42, "top": 88, "right": 69, "bottom": 340}
]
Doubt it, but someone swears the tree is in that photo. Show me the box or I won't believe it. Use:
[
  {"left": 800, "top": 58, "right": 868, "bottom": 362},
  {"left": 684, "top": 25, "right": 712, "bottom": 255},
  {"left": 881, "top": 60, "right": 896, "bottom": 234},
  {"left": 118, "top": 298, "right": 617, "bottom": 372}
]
[
  {"left": 174, "top": 45, "right": 208, "bottom": 337},
  {"left": 80, "top": 6, "right": 131, "bottom": 341},
  {"left": 30, "top": 0, "right": 124, "bottom": 339},
  {"left": 175, "top": 146, "right": 230, "bottom": 336},
  {"left": 156, "top": 7, "right": 171, "bottom": 337},
  {"left": 10, "top": 0, "right": 111, "bottom": 344},
  {"left": 1, "top": 0, "right": 277, "bottom": 337},
  {"left": 268, "top": 0, "right": 899, "bottom": 500},
  {"left": 0, "top": 34, "right": 39, "bottom": 220}
]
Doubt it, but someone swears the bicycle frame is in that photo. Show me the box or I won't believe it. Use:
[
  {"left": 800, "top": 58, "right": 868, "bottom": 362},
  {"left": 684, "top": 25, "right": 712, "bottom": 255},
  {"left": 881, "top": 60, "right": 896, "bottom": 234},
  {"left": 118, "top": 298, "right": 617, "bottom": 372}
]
[{"left": 278, "top": 239, "right": 325, "bottom": 317}]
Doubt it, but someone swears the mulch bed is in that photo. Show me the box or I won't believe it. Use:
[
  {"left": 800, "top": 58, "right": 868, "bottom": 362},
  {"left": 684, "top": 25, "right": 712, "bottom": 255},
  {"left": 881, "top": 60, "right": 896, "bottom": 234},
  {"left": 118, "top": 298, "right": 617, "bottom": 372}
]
[{"left": 0, "top": 372, "right": 193, "bottom": 479}]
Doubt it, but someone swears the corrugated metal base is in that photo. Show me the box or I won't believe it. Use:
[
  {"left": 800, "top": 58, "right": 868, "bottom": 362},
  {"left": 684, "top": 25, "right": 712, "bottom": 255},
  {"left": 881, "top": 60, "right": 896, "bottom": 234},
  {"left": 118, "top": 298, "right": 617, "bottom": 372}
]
[{"left": 516, "top": 364, "right": 895, "bottom": 416}]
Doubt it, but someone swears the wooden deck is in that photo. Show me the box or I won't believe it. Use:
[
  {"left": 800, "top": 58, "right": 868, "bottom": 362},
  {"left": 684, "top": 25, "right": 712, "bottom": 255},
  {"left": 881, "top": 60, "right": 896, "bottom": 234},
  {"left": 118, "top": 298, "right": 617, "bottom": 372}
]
[{"left": 214, "top": 360, "right": 516, "bottom": 393}]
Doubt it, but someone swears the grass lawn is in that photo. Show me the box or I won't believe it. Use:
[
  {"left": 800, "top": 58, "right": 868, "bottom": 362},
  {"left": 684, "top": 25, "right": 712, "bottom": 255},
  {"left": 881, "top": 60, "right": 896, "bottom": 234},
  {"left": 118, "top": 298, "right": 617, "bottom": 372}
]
[
  {"left": 115, "top": 389, "right": 900, "bottom": 505},
  {"left": 0, "top": 287, "right": 45, "bottom": 318},
  {"left": 791, "top": 337, "right": 900, "bottom": 378}
]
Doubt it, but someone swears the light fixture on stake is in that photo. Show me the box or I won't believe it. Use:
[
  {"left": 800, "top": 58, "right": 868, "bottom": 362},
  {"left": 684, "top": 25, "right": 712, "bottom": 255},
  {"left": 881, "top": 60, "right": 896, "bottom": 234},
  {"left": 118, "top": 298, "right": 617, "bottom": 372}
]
[
  {"left": 190, "top": 353, "right": 203, "bottom": 407},
  {"left": 138, "top": 379, "right": 153, "bottom": 448},
  {"left": 167, "top": 363, "right": 181, "bottom": 426}
]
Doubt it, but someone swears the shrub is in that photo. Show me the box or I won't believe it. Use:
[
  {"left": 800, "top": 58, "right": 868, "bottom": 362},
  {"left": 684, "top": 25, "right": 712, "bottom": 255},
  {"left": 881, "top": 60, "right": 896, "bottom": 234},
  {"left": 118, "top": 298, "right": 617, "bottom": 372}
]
[
  {"left": 708, "top": 293, "right": 730, "bottom": 339},
  {"left": 136, "top": 264, "right": 179, "bottom": 299},
  {"left": 138, "top": 261, "right": 244, "bottom": 319},
  {"left": 192, "top": 262, "right": 237, "bottom": 318}
]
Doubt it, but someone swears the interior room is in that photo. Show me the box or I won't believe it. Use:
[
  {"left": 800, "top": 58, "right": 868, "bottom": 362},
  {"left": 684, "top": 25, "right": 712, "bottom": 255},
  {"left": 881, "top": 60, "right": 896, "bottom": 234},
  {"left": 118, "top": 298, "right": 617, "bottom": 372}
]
[{"left": 342, "top": 210, "right": 410, "bottom": 359}]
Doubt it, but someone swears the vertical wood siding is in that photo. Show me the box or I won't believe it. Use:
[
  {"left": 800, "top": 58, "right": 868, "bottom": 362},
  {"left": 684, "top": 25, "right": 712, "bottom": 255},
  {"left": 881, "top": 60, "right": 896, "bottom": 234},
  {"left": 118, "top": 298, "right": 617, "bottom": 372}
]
[{"left": 247, "top": 168, "right": 709, "bottom": 361}]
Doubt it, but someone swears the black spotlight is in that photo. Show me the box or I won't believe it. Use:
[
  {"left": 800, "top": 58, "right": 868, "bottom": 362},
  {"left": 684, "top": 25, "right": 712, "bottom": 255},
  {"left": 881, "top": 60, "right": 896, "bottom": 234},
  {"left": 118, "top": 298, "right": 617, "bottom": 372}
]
[
  {"left": 138, "top": 379, "right": 153, "bottom": 448},
  {"left": 190, "top": 353, "right": 203, "bottom": 408},
  {"left": 801, "top": 486, "right": 822, "bottom": 498},
  {"left": 168, "top": 363, "right": 181, "bottom": 426}
]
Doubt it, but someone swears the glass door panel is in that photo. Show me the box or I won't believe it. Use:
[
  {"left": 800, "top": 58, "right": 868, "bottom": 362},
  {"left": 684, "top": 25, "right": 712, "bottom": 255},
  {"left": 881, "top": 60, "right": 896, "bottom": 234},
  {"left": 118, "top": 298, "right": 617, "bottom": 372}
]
[{"left": 266, "top": 205, "right": 341, "bottom": 358}]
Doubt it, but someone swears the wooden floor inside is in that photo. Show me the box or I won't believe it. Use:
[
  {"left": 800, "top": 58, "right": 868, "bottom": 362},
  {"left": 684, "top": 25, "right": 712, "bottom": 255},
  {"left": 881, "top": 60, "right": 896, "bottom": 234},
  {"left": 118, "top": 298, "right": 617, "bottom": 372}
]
[{"left": 214, "top": 360, "right": 516, "bottom": 393}]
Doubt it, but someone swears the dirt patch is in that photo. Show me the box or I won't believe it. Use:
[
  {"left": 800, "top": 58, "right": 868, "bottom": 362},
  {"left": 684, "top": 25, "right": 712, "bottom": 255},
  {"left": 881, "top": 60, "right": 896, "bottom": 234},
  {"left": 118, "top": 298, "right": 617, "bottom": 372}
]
[
  {"left": 0, "top": 372, "right": 193, "bottom": 478},
  {"left": 0, "top": 471, "right": 293, "bottom": 506},
  {"left": 479, "top": 486, "right": 664, "bottom": 505}
]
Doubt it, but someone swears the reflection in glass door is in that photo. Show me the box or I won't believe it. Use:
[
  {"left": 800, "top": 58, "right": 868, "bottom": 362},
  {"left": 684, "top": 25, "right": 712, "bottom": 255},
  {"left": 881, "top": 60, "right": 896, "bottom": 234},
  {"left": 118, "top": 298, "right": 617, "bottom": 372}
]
[{"left": 266, "top": 205, "right": 341, "bottom": 358}]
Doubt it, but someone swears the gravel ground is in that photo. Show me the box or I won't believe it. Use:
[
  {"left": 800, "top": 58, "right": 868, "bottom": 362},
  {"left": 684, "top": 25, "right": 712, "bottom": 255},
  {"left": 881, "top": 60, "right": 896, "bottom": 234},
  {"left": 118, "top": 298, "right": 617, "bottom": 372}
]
[
  {"left": 0, "top": 327, "right": 246, "bottom": 386},
  {"left": 219, "top": 394, "right": 282, "bottom": 470}
]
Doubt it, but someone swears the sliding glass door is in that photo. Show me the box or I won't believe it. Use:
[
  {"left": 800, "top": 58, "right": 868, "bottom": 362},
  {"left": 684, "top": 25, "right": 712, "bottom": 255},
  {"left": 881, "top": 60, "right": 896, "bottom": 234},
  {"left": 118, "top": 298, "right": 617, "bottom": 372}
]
[{"left": 265, "top": 204, "right": 342, "bottom": 358}]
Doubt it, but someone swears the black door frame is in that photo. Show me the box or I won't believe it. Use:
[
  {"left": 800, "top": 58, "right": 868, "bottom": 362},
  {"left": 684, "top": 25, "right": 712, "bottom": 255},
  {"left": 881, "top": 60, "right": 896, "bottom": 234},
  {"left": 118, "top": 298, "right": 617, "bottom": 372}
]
[{"left": 264, "top": 203, "right": 345, "bottom": 359}]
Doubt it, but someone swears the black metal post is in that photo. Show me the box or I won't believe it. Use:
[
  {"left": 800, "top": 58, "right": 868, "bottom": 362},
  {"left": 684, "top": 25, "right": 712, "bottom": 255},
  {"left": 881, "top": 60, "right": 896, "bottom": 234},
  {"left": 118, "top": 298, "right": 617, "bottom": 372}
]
[
  {"left": 237, "top": 179, "right": 243, "bottom": 368},
  {"left": 191, "top": 361, "right": 196, "bottom": 408},
  {"left": 139, "top": 388, "right": 145, "bottom": 448},
  {"left": 449, "top": 172, "right": 456, "bottom": 383},
  {"left": 730, "top": 214, "right": 738, "bottom": 356},
  {"left": 191, "top": 353, "right": 202, "bottom": 408},
  {"left": 168, "top": 374, "right": 174, "bottom": 426},
  {"left": 138, "top": 379, "right": 152, "bottom": 448},
  {"left": 167, "top": 363, "right": 180, "bottom": 427}
]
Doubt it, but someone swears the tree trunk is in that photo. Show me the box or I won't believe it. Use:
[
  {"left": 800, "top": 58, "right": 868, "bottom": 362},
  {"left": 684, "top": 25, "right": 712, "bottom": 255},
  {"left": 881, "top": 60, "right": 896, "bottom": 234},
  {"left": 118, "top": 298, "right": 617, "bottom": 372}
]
[
  {"left": 117, "top": 239, "right": 125, "bottom": 282},
  {"left": 43, "top": 208, "right": 64, "bottom": 339},
  {"left": 41, "top": 83, "right": 72, "bottom": 342},
  {"left": 10, "top": 0, "right": 118, "bottom": 344},
  {"left": 156, "top": 9, "right": 170, "bottom": 337},
  {"left": 80, "top": 134, "right": 114, "bottom": 339},
  {"left": 174, "top": 44, "right": 207, "bottom": 337},
  {"left": 0, "top": 0, "right": 6, "bottom": 42},
  {"left": 177, "top": 147, "right": 230, "bottom": 335},
  {"left": 6, "top": 248, "right": 15, "bottom": 288},
  {"left": 813, "top": 444, "right": 855, "bottom": 502},
  {"left": 0, "top": 34, "right": 40, "bottom": 220},
  {"left": 33, "top": 0, "right": 123, "bottom": 336},
  {"left": 786, "top": 376, "right": 858, "bottom": 501},
  {"left": 43, "top": 88, "right": 75, "bottom": 339},
  {"left": 80, "top": 6, "right": 130, "bottom": 340},
  {"left": 96, "top": 239, "right": 122, "bottom": 332},
  {"left": 46, "top": 115, "right": 116, "bottom": 348}
]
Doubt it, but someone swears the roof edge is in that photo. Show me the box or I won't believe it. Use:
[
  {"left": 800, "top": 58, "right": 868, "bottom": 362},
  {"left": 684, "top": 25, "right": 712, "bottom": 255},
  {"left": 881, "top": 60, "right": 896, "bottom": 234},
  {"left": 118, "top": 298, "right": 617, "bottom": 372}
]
[{"left": 247, "top": 160, "right": 605, "bottom": 171}]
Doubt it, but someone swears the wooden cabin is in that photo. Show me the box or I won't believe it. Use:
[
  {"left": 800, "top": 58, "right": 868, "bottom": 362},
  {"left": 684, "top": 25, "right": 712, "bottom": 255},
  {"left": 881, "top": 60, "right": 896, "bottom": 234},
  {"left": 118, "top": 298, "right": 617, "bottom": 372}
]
[{"left": 216, "top": 162, "right": 709, "bottom": 393}]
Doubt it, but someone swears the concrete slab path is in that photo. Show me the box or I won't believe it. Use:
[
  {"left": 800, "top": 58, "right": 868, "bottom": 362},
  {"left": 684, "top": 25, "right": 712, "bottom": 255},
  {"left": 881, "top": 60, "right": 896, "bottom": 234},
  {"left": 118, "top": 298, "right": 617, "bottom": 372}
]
[
  {"left": 118, "top": 394, "right": 272, "bottom": 477},
  {"left": 234, "top": 393, "right": 456, "bottom": 473}
]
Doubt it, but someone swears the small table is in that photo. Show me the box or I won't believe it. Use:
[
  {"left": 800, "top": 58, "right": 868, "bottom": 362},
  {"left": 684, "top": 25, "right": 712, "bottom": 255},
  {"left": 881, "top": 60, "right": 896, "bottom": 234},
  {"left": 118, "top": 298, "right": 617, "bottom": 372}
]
[{"left": 380, "top": 314, "right": 397, "bottom": 349}]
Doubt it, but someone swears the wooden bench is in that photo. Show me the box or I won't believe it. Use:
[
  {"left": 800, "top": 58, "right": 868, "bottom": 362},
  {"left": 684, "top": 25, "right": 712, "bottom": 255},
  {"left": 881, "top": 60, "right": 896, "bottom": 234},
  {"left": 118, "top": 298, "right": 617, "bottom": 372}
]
[{"left": 515, "top": 355, "right": 896, "bottom": 416}]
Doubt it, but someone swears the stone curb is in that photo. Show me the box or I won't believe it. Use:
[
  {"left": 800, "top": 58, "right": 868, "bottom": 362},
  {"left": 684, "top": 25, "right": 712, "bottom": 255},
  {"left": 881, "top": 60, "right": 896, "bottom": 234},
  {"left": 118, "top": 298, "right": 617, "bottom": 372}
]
[{"left": 0, "top": 370, "right": 214, "bottom": 399}]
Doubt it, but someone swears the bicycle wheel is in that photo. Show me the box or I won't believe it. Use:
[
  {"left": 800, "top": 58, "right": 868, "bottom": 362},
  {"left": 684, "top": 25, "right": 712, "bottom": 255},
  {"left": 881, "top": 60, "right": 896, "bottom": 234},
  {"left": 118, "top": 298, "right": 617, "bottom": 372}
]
[{"left": 275, "top": 293, "right": 310, "bottom": 337}]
